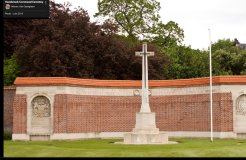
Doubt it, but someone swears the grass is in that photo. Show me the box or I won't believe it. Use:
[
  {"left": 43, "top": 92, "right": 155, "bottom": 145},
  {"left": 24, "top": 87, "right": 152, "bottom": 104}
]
[{"left": 4, "top": 138, "right": 246, "bottom": 157}]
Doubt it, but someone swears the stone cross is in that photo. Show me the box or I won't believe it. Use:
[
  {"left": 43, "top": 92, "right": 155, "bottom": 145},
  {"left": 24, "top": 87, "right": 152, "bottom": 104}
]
[{"left": 135, "top": 42, "right": 154, "bottom": 113}]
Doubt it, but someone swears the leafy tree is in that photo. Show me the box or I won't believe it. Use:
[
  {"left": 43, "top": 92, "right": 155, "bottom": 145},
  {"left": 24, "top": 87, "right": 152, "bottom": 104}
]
[
  {"left": 150, "top": 21, "right": 184, "bottom": 49},
  {"left": 3, "top": 19, "right": 32, "bottom": 58},
  {"left": 14, "top": 2, "right": 168, "bottom": 80},
  {"left": 95, "top": 0, "right": 161, "bottom": 39},
  {"left": 11, "top": 1, "right": 245, "bottom": 81},
  {"left": 95, "top": 0, "right": 184, "bottom": 47},
  {"left": 164, "top": 45, "right": 209, "bottom": 79},
  {"left": 211, "top": 39, "right": 246, "bottom": 75},
  {"left": 4, "top": 54, "right": 20, "bottom": 86},
  {"left": 212, "top": 39, "right": 234, "bottom": 53},
  {"left": 212, "top": 49, "right": 246, "bottom": 75},
  {"left": 162, "top": 38, "right": 246, "bottom": 79}
]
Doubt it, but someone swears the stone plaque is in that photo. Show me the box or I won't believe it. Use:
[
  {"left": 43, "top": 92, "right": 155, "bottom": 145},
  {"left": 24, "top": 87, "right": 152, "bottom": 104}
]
[
  {"left": 32, "top": 96, "right": 50, "bottom": 117},
  {"left": 133, "top": 90, "right": 140, "bottom": 96},
  {"left": 236, "top": 95, "right": 246, "bottom": 116},
  {"left": 31, "top": 96, "right": 51, "bottom": 134}
]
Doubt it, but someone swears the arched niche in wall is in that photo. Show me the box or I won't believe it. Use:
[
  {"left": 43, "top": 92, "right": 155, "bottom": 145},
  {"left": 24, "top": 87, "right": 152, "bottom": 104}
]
[
  {"left": 235, "top": 94, "right": 246, "bottom": 135},
  {"left": 236, "top": 94, "right": 246, "bottom": 116},
  {"left": 31, "top": 95, "right": 51, "bottom": 135}
]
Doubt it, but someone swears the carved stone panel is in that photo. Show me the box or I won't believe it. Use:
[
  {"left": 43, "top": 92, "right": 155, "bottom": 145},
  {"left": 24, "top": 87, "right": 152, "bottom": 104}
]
[
  {"left": 236, "top": 95, "right": 246, "bottom": 116},
  {"left": 32, "top": 96, "right": 50, "bottom": 117},
  {"left": 31, "top": 96, "right": 51, "bottom": 134}
]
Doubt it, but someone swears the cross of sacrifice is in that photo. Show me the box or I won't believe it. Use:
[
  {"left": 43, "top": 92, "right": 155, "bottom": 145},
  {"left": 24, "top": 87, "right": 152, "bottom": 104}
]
[{"left": 135, "top": 42, "right": 154, "bottom": 113}]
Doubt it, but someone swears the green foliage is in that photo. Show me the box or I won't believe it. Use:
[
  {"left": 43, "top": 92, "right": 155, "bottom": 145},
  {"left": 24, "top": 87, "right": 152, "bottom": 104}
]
[
  {"left": 4, "top": 54, "right": 20, "bottom": 86},
  {"left": 95, "top": 0, "right": 184, "bottom": 46},
  {"left": 212, "top": 39, "right": 246, "bottom": 75},
  {"left": 164, "top": 45, "right": 209, "bottom": 79},
  {"left": 95, "top": 0, "right": 161, "bottom": 39},
  {"left": 12, "top": 2, "right": 168, "bottom": 80},
  {"left": 212, "top": 39, "right": 234, "bottom": 53},
  {"left": 163, "top": 38, "right": 246, "bottom": 79},
  {"left": 4, "top": 1, "right": 244, "bottom": 80},
  {"left": 4, "top": 132, "right": 12, "bottom": 140},
  {"left": 241, "top": 69, "right": 246, "bottom": 75},
  {"left": 150, "top": 21, "right": 184, "bottom": 49}
]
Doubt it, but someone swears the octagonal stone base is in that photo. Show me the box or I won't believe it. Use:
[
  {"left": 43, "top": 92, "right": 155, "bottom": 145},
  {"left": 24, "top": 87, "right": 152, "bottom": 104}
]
[
  {"left": 124, "top": 133, "right": 169, "bottom": 144},
  {"left": 121, "top": 112, "right": 176, "bottom": 144}
]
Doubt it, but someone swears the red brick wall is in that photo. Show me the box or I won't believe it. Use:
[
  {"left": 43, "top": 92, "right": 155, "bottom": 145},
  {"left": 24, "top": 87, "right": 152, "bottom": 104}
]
[
  {"left": 54, "top": 95, "right": 140, "bottom": 133},
  {"left": 54, "top": 93, "right": 233, "bottom": 133},
  {"left": 219, "top": 94, "right": 234, "bottom": 131},
  {"left": 3, "top": 87, "right": 16, "bottom": 133},
  {"left": 12, "top": 95, "right": 27, "bottom": 134},
  {"left": 151, "top": 93, "right": 233, "bottom": 132}
]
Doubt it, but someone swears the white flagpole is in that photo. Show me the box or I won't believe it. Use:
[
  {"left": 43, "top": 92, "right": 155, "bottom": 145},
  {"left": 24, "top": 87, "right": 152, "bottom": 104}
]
[{"left": 209, "top": 28, "right": 213, "bottom": 142}]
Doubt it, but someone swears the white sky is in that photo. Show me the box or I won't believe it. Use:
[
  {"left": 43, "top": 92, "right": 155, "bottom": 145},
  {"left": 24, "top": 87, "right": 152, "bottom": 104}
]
[{"left": 54, "top": 0, "right": 246, "bottom": 50}]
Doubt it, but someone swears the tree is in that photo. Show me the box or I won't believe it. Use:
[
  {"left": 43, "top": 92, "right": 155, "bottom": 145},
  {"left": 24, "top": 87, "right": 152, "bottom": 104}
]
[
  {"left": 14, "top": 2, "right": 96, "bottom": 77},
  {"left": 3, "top": 19, "right": 32, "bottom": 58},
  {"left": 4, "top": 54, "right": 20, "bottom": 86},
  {"left": 212, "top": 39, "right": 246, "bottom": 75},
  {"left": 95, "top": 0, "right": 161, "bottom": 39},
  {"left": 95, "top": 0, "right": 184, "bottom": 47},
  {"left": 150, "top": 21, "right": 184, "bottom": 49},
  {"left": 161, "top": 38, "right": 246, "bottom": 79},
  {"left": 164, "top": 45, "right": 209, "bottom": 79},
  {"left": 14, "top": 2, "right": 168, "bottom": 80},
  {"left": 212, "top": 49, "right": 246, "bottom": 75},
  {"left": 212, "top": 38, "right": 235, "bottom": 53}
]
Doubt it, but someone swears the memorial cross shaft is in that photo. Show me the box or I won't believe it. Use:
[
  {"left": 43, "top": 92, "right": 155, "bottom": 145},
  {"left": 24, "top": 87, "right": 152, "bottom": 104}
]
[
  {"left": 122, "top": 42, "right": 171, "bottom": 144},
  {"left": 135, "top": 42, "right": 154, "bottom": 113}
]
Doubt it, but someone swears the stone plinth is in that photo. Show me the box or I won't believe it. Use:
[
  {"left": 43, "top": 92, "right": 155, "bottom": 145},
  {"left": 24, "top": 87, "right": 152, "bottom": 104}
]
[
  {"left": 134, "top": 112, "right": 157, "bottom": 129},
  {"left": 123, "top": 112, "right": 170, "bottom": 144},
  {"left": 30, "top": 135, "right": 50, "bottom": 141},
  {"left": 124, "top": 133, "right": 168, "bottom": 144}
]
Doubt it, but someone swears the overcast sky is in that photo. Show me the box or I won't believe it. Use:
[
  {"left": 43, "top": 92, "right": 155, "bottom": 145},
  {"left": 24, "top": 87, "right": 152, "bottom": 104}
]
[{"left": 54, "top": 0, "right": 246, "bottom": 50}]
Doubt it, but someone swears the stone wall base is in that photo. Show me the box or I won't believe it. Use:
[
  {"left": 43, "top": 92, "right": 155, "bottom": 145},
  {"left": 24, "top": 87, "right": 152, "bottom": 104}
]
[
  {"left": 12, "top": 131, "right": 239, "bottom": 141},
  {"left": 12, "top": 134, "right": 30, "bottom": 141},
  {"left": 237, "top": 133, "right": 246, "bottom": 139},
  {"left": 30, "top": 135, "right": 50, "bottom": 141}
]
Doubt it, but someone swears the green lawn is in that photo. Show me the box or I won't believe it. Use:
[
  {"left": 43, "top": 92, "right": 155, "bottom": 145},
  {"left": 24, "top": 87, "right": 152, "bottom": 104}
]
[{"left": 4, "top": 138, "right": 246, "bottom": 157}]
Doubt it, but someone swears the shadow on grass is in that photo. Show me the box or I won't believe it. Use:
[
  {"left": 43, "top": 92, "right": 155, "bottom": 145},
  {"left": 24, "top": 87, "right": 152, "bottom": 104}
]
[{"left": 109, "top": 141, "right": 116, "bottom": 144}]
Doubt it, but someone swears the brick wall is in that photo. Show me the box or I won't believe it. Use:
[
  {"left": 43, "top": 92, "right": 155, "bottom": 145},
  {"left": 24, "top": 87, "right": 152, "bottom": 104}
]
[
  {"left": 151, "top": 93, "right": 233, "bottom": 132},
  {"left": 54, "top": 93, "right": 233, "bottom": 133},
  {"left": 12, "top": 95, "right": 27, "bottom": 134},
  {"left": 3, "top": 86, "right": 16, "bottom": 133},
  {"left": 54, "top": 95, "right": 141, "bottom": 133}
]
